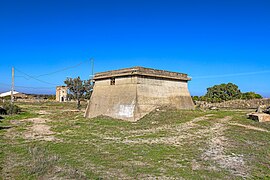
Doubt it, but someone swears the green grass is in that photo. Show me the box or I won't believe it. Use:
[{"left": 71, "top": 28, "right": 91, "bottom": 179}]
[
  {"left": 1, "top": 101, "right": 270, "bottom": 179},
  {"left": 3, "top": 111, "right": 38, "bottom": 121},
  {"left": 225, "top": 123, "right": 270, "bottom": 178}
]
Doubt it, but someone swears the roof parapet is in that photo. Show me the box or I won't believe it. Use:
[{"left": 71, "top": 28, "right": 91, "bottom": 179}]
[{"left": 94, "top": 66, "right": 191, "bottom": 81}]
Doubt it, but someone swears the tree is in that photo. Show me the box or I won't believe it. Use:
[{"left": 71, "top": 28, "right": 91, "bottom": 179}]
[
  {"left": 64, "top": 77, "right": 92, "bottom": 109},
  {"left": 205, "top": 83, "right": 242, "bottom": 102}
]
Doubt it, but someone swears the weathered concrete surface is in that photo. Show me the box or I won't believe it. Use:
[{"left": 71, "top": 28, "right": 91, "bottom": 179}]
[
  {"left": 248, "top": 113, "right": 270, "bottom": 122},
  {"left": 85, "top": 77, "right": 137, "bottom": 121},
  {"left": 85, "top": 67, "right": 194, "bottom": 121},
  {"left": 135, "top": 76, "right": 194, "bottom": 120}
]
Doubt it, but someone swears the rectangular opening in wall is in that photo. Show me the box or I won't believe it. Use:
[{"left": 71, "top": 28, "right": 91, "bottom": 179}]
[{"left": 110, "top": 77, "right": 115, "bottom": 85}]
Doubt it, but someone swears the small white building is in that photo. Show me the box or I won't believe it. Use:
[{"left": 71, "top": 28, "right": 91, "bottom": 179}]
[{"left": 0, "top": 91, "right": 27, "bottom": 98}]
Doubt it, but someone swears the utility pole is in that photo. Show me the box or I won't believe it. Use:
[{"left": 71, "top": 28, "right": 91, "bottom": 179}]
[
  {"left": 89, "top": 58, "right": 94, "bottom": 97},
  {"left": 11, "top": 67, "right": 14, "bottom": 104},
  {"left": 91, "top": 58, "right": 94, "bottom": 82}
]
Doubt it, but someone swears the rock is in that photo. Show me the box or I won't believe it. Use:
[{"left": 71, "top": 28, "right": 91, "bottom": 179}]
[
  {"left": 256, "top": 106, "right": 263, "bottom": 113},
  {"left": 209, "top": 106, "right": 219, "bottom": 110},
  {"left": 263, "top": 107, "right": 270, "bottom": 115},
  {"left": 248, "top": 113, "right": 270, "bottom": 122}
]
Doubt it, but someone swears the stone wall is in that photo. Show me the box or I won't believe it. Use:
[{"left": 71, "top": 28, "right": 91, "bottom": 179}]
[{"left": 196, "top": 99, "right": 270, "bottom": 109}]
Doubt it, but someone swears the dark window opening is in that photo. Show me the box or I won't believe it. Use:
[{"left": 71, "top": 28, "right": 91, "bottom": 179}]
[{"left": 110, "top": 77, "right": 115, "bottom": 85}]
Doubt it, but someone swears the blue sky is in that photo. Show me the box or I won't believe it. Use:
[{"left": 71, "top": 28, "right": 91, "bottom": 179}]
[{"left": 0, "top": 0, "right": 269, "bottom": 97}]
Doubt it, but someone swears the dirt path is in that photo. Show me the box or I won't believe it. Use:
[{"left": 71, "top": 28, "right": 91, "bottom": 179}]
[
  {"left": 22, "top": 118, "right": 57, "bottom": 141},
  {"left": 122, "top": 114, "right": 214, "bottom": 145},
  {"left": 229, "top": 123, "right": 269, "bottom": 132},
  {"left": 9, "top": 117, "right": 58, "bottom": 142},
  {"left": 201, "top": 116, "right": 249, "bottom": 178},
  {"left": 127, "top": 114, "right": 214, "bottom": 135}
]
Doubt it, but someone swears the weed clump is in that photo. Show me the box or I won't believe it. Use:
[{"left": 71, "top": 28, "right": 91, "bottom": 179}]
[
  {"left": 1, "top": 103, "right": 21, "bottom": 115},
  {"left": 28, "top": 146, "right": 59, "bottom": 176}
]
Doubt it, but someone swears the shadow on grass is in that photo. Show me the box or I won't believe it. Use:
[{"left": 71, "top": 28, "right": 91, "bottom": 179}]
[
  {"left": 0, "top": 126, "right": 12, "bottom": 130},
  {"left": 0, "top": 116, "right": 12, "bottom": 130}
]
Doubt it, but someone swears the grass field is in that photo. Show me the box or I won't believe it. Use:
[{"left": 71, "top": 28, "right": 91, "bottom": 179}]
[{"left": 0, "top": 102, "right": 270, "bottom": 179}]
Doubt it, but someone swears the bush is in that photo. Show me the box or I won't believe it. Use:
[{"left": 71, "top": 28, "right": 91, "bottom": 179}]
[
  {"left": 0, "top": 107, "right": 7, "bottom": 115},
  {"left": 192, "top": 96, "right": 199, "bottom": 103},
  {"left": 2, "top": 103, "right": 21, "bottom": 115},
  {"left": 241, "top": 92, "right": 262, "bottom": 100},
  {"left": 28, "top": 146, "right": 59, "bottom": 176}
]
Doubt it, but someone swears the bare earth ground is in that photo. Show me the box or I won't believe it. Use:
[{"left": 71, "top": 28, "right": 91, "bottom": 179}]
[{"left": 0, "top": 102, "right": 270, "bottom": 179}]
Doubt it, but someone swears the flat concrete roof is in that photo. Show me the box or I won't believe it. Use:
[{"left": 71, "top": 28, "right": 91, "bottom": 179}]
[{"left": 94, "top": 66, "right": 191, "bottom": 81}]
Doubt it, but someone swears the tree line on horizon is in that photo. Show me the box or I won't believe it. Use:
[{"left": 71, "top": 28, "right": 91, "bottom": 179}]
[{"left": 192, "top": 83, "right": 262, "bottom": 103}]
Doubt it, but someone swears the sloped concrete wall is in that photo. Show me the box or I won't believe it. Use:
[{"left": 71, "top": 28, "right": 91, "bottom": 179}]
[
  {"left": 135, "top": 77, "right": 194, "bottom": 120},
  {"left": 84, "top": 76, "right": 138, "bottom": 121}
]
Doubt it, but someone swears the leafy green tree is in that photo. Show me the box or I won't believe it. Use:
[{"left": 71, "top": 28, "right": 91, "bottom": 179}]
[
  {"left": 205, "top": 83, "right": 242, "bottom": 103},
  {"left": 241, "top": 92, "right": 262, "bottom": 100},
  {"left": 64, "top": 77, "right": 92, "bottom": 109}
]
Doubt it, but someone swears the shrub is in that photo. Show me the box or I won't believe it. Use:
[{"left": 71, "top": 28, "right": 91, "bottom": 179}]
[
  {"left": 28, "top": 146, "right": 59, "bottom": 176},
  {"left": 241, "top": 92, "right": 263, "bottom": 100},
  {"left": 2, "top": 103, "right": 21, "bottom": 115},
  {"left": 0, "top": 107, "right": 7, "bottom": 115}
]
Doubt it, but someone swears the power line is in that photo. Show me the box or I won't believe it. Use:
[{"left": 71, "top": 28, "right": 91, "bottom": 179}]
[
  {"left": 35, "top": 59, "right": 90, "bottom": 78},
  {"left": 14, "top": 59, "right": 92, "bottom": 81},
  {"left": 14, "top": 75, "right": 31, "bottom": 80},
  {"left": 3, "top": 59, "right": 93, "bottom": 93},
  {"left": 0, "top": 83, "right": 54, "bottom": 89},
  {"left": 14, "top": 68, "right": 58, "bottom": 85},
  {"left": 0, "top": 59, "right": 93, "bottom": 94},
  {"left": 16, "top": 86, "right": 55, "bottom": 89}
]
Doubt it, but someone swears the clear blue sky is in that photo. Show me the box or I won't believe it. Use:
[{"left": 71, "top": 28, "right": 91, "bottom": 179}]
[{"left": 0, "top": 0, "right": 269, "bottom": 97}]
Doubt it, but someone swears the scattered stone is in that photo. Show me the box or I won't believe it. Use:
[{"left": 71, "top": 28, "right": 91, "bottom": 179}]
[
  {"left": 209, "top": 106, "right": 219, "bottom": 110},
  {"left": 38, "top": 110, "right": 51, "bottom": 115},
  {"left": 248, "top": 113, "right": 270, "bottom": 122},
  {"left": 196, "top": 99, "right": 270, "bottom": 109},
  {"left": 263, "top": 107, "right": 270, "bottom": 115},
  {"left": 256, "top": 106, "right": 263, "bottom": 113}
]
